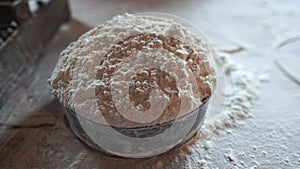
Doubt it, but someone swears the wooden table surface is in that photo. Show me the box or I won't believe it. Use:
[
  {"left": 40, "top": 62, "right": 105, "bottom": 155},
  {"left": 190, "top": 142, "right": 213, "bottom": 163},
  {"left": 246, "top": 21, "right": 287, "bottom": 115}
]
[{"left": 1, "top": 0, "right": 300, "bottom": 168}]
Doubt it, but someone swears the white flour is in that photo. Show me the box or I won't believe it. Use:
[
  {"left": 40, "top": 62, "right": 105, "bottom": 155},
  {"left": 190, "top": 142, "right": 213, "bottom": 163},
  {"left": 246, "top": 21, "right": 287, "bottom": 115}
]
[
  {"left": 179, "top": 53, "right": 260, "bottom": 169},
  {"left": 49, "top": 13, "right": 215, "bottom": 126}
]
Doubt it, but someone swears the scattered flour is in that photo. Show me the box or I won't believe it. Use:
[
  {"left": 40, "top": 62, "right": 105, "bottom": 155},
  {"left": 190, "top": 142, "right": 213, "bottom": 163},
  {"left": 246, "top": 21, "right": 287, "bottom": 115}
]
[{"left": 181, "top": 53, "right": 260, "bottom": 169}]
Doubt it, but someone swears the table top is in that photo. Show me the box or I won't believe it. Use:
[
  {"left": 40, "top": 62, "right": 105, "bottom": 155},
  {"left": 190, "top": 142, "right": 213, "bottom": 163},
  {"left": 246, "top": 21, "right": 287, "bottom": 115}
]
[{"left": 1, "top": 0, "right": 300, "bottom": 168}]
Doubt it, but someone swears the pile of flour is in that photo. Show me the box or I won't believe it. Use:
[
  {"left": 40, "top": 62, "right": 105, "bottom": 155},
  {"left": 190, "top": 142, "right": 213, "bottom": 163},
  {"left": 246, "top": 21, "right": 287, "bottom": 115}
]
[{"left": 48, "top": 13, "right": 215, "bottom": 126}]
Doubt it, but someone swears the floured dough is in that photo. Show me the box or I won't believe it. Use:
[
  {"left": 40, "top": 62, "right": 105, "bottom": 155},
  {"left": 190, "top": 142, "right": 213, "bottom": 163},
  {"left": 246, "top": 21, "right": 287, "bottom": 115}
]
[{"left": 48, "top": 13, "right": 216, "bottom": 127}]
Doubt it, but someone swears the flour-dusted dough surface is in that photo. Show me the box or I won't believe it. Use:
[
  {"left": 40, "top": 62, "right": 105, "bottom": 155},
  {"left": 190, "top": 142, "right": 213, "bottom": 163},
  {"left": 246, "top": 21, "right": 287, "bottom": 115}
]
[{"left": 48, "top": 14, "right": 216, "bottom": 127}]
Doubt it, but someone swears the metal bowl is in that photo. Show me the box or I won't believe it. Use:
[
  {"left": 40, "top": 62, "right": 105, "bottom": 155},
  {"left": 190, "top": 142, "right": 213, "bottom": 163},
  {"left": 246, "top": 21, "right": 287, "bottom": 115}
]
[{"left": 63, "top": 98, "right": 209, "bottom": 158}]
